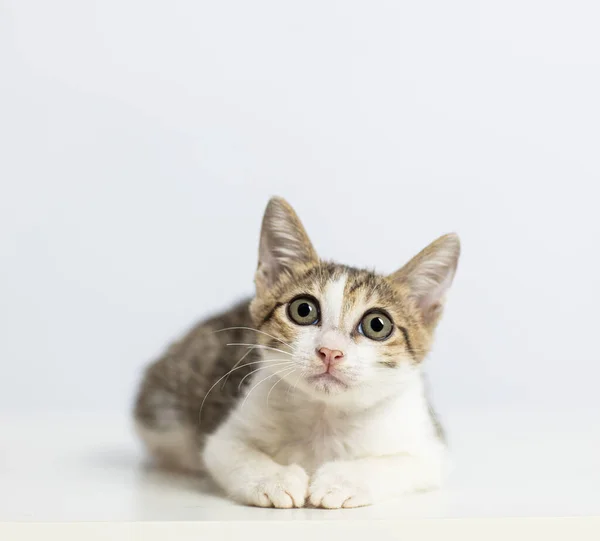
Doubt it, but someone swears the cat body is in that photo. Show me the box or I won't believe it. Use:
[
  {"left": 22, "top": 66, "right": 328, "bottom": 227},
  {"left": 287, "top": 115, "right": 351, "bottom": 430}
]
[{"left": 134, "top": 197, "right": 460, "bottom": 508}]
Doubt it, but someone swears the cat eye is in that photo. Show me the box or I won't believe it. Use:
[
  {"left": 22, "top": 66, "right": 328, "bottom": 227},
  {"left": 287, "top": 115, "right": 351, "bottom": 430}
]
[
  {"left": 287, "top": 296, "right": 320, "bottom": 326},
  {"left": 358, "top": 310, "right": 394, "bottom": 341}
]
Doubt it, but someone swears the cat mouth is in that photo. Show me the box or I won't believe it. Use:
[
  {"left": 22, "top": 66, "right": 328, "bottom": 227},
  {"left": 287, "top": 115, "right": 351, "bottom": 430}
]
[{"left": 307, "top": 372, "right": 348, "bottom": 390}]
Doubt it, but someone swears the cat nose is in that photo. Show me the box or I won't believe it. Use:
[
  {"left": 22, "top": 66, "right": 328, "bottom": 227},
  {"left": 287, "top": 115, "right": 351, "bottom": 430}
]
[{"left": 317, "top": 347, "right": 344, "bottom": 369}]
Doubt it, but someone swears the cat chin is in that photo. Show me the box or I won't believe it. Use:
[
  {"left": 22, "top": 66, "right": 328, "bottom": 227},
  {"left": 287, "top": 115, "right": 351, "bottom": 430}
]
[
  {"left": 281, "top": 373, "right": 351, "bottom": 400},
  {"left": 292, "top": 374, "right": 375, "bottom": 402},
  {"left": 307, "top": 373, "right": 349, "bottom": 395}
]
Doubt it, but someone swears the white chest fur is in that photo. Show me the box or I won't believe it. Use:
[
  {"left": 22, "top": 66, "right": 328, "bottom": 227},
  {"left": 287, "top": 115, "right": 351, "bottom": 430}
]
[
  {"left": 271, "top": 404, "right": 360, "bottom": 472},
  {"left": 229, "top": 371, "right": 441, "bottom": 474}
]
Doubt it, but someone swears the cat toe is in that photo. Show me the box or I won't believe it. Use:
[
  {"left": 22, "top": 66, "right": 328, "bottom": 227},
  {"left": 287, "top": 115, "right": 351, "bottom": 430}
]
[
  {"left": 246, "top": 464, "right": 309, "bottom": 508},
  {"left": 309, "top": 464, "right": 373, "bottom": 509}
]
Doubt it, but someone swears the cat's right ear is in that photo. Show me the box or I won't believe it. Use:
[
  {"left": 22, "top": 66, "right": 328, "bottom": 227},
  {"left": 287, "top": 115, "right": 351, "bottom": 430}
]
[
  {"left": 255, "top": 197, "right": 318, "bottom": 291},
  {"left": 388, "top": 233, "right": 460, "bottom": 328}
]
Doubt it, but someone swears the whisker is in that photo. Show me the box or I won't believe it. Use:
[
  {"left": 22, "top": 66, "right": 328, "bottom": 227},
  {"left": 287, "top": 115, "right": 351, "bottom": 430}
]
[
  {"left": 197, "top": 358, "right": 294, "bottom": 424},
  {"left": 286, "top": 370, "right": 304, "bottom": 402},
  {"left": 237, "top": 360, "right": 294, "bottom": 391},
  {"left": 221, "top": 345, "right": 256, "bottom": 390},
  {"left": 213, "top": 327, "right": 295, "bottom": 351},
  {"left": 241, "top": 365, "right": 297, "bottom": 410},
  {"left": 226, "top": 343, "right": 293, "bottom": 357},
  {"left": 267, "top": 368, "right": 295, "bottom": 407}
]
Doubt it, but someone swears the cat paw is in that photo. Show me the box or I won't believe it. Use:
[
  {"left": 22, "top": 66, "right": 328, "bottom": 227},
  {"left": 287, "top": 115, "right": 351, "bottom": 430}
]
[
  {"left": 244, "top": 464, "right": 309, "bottom": 508},
  {"left": 309, "top": 463, "right": 373, "bottom": 509}
]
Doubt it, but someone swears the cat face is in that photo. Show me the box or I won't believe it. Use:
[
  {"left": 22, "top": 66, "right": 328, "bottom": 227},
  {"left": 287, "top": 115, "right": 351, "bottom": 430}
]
[{"left": 249, "top": 197, "right": 460, "bottom": 402}]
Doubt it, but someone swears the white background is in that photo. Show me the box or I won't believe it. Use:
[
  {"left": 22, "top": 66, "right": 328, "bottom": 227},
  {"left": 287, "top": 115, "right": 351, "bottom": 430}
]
[{"left": 1, "top": 0, "right": 599, "bottom": 416}]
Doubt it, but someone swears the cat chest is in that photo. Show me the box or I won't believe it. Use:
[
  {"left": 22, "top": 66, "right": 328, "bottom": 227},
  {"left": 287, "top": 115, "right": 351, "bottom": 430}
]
[{"left": 271, "top": 413, "right": 365, "bottom": 472}]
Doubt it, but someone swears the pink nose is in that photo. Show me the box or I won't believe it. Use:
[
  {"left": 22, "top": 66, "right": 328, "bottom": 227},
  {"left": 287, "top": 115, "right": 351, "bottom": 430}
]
[{"left": 317, "top": 347, "right": 345, "bottom": 370}]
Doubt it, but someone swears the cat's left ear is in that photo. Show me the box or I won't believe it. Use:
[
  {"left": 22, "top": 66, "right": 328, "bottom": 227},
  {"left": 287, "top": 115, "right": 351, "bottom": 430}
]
[
  {"left": 388, "top": 233, "right": 460, "bottom": 327},
  {"left": 255, "top": 197, "right": 318, "bottom": 292}
]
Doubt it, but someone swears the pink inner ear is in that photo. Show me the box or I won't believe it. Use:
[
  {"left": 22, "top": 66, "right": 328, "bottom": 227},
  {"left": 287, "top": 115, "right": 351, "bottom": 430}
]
[
  {"left": 256, "top": 198, "right": 318, "bottom": 289},
  {"left": 409, "top": 254, "right": 457, "bottom": 325},
  {"left": 420, "top": 300, "right": 443, "bottom": 326},
  {"left": 389, "top": 233, "right": 460, "bottom": 322}
]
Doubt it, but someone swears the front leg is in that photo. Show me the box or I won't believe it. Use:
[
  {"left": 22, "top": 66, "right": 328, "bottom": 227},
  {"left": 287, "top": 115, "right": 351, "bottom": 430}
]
[
  {"left": 309, "top": 454, "right": 443, "bottom": 509},
  {"left": 203, "top": 429, "right": 309, "bottom": 508}
]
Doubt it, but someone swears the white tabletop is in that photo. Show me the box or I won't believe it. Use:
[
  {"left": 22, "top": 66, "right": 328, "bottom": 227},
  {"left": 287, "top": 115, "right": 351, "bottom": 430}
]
[{"left": 1, "top": 407, "right": 599, "bottom": 538}]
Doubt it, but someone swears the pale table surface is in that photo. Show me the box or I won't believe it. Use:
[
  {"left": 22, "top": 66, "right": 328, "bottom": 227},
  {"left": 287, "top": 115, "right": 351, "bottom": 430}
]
[{"left": 1, "top": 407, "right": 599, "bottom": 530}]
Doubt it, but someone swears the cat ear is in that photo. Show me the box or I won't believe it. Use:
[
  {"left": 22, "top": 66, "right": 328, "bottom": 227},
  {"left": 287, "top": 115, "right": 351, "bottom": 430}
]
[
  {"left": 255, "top": 197, "right": 318, "bottom": 290},
  {"left": 389, "top": 233, "right": 460, "bottom": 327}
]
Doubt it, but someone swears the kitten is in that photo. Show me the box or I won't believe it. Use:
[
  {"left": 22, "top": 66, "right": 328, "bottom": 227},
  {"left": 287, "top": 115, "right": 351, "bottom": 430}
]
[{"left": 134, "top": 197, "right": 460, "bottom": 508}]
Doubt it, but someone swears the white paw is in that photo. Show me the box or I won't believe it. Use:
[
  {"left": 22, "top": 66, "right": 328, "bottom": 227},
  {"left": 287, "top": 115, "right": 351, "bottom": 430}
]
[
  {"left": 309, "top": 463, "right": 373, "bottom": 509},
  {"left": 243, "top": 464, "right": 309, "bottom": 508}
]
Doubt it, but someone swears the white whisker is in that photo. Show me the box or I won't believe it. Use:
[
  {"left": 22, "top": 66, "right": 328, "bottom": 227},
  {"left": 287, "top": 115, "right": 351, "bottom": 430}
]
[
  {"left": 197, "top": 358, "right": 293, "bottom": 424},
  {"left": 241, "top": 366, "right": 298, "bottom": 410},
  {"left": 286, "top": 370, "right": 304, "bottom": 403},
  {"left": 237, "top": 360, "right": 294, "bottom": 391},
  {"left": 226, "top": 343, "right": 293, "bottom": 357},
  {"left": 221, "top": 345, "right": 256, "bottom": 390},
  {"left": 213, "top": 327, "right": 295, "bottom": 351},
  {"left": 267, "top": 368, "right": 296, "bottom": 407}
]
